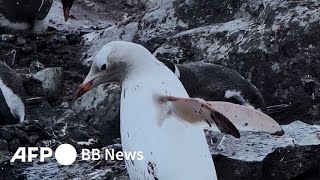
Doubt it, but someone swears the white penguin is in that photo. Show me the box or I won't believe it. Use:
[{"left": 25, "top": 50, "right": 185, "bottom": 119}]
[{"left": 74, "top": 41, "right": 283, "bottom": 180}]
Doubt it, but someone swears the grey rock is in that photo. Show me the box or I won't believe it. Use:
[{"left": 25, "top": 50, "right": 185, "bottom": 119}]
[
  {"left": 27, "top": 135, "right": 39, "bottom": 145},
  {"left": 21, "top": 121, "right": 320, "bottom": 180},
  {"left": 126, "top": 0, "right": 148, "bottom": 7},
  {"left": 58, "top": 83, "right": 121, "bottom": 145},
  {"left": 25, "top": 97, "right": 54, "bottom": 124},
  {"left": 0, "top": 139, "right": 9, "bottom": 151},
  {"left": 9, "top": 138, "right": 20, "bottom": 152},
  {"left": 134, "top": 0, "right": 188, "bottom": 52},
  {"left": 208, "top": 121, "right": 320, "bottom": 179},
  {"left": 21, "top": 144, "right": 127, "bottom": 180},
  {"left": 16, "top": 37, "right": 27, "bottom": 45},
  {"left": 1, "top": 128, "right": 13, "bottom": 141},
  {"left": 81, "top": 22, "right": 139, "bottom": 65},
  {"left": 27, "top": 67, "right": 63, "bottom": 102},
  {"left": 14, "top": 128, "right": 28, "bottom": 142},
  {"left": 148, "top": 0, "right": 320, "bottom": 123},
  {"left": 30, "top": 60, "right": 45, "bottom": 72},
  {"left": 0, "top": 150, "right": 11, "bottom": 165},
  {"left": 0, "top": 34, "right": 16, "bottom": 42},
  {"left": 174, "top": 0, "right": 249, "bottom": 28},
  {"left": 3, "top": 49, "right": 17, "bottom": 67}
]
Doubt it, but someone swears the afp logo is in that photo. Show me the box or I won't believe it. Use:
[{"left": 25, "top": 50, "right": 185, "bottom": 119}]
[{"left": 10, "top": 144, "right": 77, "bottom": 165}]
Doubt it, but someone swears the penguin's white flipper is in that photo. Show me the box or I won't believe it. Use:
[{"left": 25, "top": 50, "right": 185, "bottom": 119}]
[
  {"left": 156, "top": 95, "right": 241, "bottom": 138},
  {"left": 207, "top": 101, "right": 284, "bottom": 135}
]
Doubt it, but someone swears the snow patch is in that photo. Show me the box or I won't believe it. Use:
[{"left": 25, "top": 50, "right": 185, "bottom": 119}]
[
  {"left": 210, "top": 121, "right": 320, "bottom": 161},
  {"left": 77, "top": 138, "right": 98, "bottom": 146}
]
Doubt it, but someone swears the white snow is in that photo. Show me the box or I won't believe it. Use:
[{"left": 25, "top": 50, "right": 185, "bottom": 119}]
[
  {"left": 77, "top": 138, "right": 98, "bottom": 146},
  {"left": 209, "top": 121, "right": 320, "bottom": 161}
]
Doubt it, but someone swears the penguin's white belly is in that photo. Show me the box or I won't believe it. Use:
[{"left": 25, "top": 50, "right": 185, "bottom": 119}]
[
  {"left": 0, "top": 78, "right": 25, "bottom": 122},
  {"left": 0, "top": 15, "right": 30, "bottom": 31},
  {"left": 120, "top": 78, "right": 217, "bottom": 180}
]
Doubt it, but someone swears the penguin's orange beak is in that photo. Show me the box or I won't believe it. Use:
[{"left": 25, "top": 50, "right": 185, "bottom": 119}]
[
  {"left": 73, "top": 80, "right": 93, "bottom": 100},
  {"left": 73, "top": 67, "right": 119, "bottom": 101}
]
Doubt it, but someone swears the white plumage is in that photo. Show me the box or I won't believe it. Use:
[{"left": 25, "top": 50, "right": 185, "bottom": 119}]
[
  {"left": 120, "top": 57, "right": 217, "bottom": 180},
  {"left": 76, "top": 41, "right": 219, "bottom": 179},
  {"left": 0, "top": 78, "right": 25, "bottom": 122},
  {"left": 75, "top": 41, "right": 283, "bottom": 180}
]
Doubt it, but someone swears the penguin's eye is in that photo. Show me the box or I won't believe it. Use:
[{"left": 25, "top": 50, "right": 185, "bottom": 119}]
[{"left": 100, "top": 64, "right": 106, "bottom": 70}]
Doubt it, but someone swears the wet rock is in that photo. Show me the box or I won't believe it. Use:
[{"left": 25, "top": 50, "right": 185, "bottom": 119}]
[
  {"left": 147, "top": 0, "right": 320, "bottom": 123},
  {"left": 0, "top": 139, "right": 9, "bottom": 151},
  {"left": 0, "top": 34, "right": 16, "bottom": 42},
  {"left": 9, "top": 139, "right": 20, "bottom": 152},
  {"left": 126, "top": 0, "right": 148, "bottom": 6},
  {"left": 0, "top": 151, "right": 11, "bottom": 166},
  {"left": 174, "top": 0, "right": 248, "bottom": 27},
  {"left": 16, "top": 37, "right": 27, "bottom": 45},
  {"left": 22, "top": 121, "right": 320, "bottom": 180},
  {"left": 208, "top": 121, "right": 320, "bottom": 179},
  {"left": 52, "top": 121, "right": 102, "bottom": 150},
  {"left": 153, "top": 18, "right": 253, "bottom": 63},
  {"left": 0, "top": 121, "right": 51, "bottom": 153},
  {"left": 59, "top": 83, "right": 121, "bottom": 145},
  {"left": 134, "top": 0, "right": 189, "bottom": 52},
  {"left": 27, "top": 135, "right": 39, "bottom": 145},
  {"left": 176, "top": 62, "right": 265, "bottom": 108},
  {"left": 14, "top": 128, "right": 28, "bottom": 143},
  {"left": 25, "top": 97, "right": 54, "bottom": 124},
  {"left": 81, "top": 22, "right": 139, "bottom": 65},
  {"left": 27, "top": 67, "right": 63, "bottom": 102},
  {"left": 30, "top": 61, "right": 45, "bottom": 72},
  {"left": 2, "top": 49, "right": 17, "bottom": 67},
  {"left": 1, "top": 129, "right": 13, "bottom": 142},
  {"left": 21, "top": 142, "right": 127, "bottom": 180}
]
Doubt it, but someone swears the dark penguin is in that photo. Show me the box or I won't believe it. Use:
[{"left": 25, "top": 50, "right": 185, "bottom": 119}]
[
  {"left": 61, "top": 0, "right": 75, "bottom": 21},
  {"left": 0, "top": 61, "right": 26, "bottom": 126},
  {"left": 158, "top": 58, "right": 291, "bottom": 116},
  {"left": 0, "top": 0, "right": 75, "bottom": 33},
  {"left": 158, "top": 58, "right": 265, "bottom": 108}
]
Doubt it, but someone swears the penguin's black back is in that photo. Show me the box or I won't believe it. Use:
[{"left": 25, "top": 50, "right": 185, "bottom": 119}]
[
  {"left": 0, "top": 0, "right": 53, "bottom": 22},
  {"left": 178, "top": 62, "right": 265, "bottom": 108},
  {"left": 157, "top": 58, "right": 264, "bottom": 108}
]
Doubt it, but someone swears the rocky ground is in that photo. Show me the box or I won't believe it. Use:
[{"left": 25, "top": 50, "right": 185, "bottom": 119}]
[{"left": 0, "top": 0, "right": 319, "bottom": 179}]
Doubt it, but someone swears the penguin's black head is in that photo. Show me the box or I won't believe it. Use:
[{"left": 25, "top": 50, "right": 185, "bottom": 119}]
[{"left": 61, "top": 0, "right": 75, "bottom": 21}]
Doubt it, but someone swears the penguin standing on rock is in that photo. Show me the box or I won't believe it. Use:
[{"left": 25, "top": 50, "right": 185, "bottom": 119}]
[
  {"left": 0, "top": 0, "right": 75, "bottom": 33},
  {"left": 0, "top": 61, "right": 26, "bottom": 126}
]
